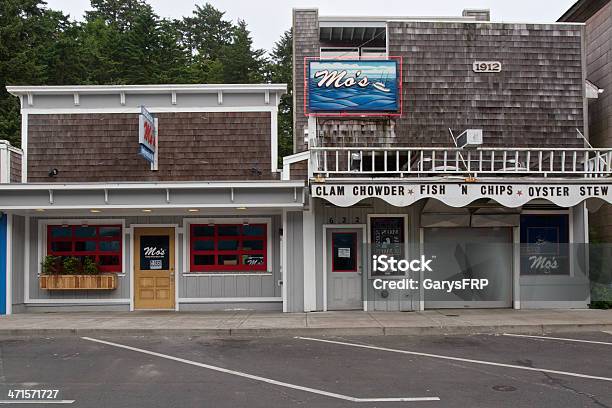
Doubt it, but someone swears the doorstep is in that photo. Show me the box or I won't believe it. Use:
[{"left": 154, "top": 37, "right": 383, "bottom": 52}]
[{"left": 0, "top": 309, "right": 611, "bottom": 337}]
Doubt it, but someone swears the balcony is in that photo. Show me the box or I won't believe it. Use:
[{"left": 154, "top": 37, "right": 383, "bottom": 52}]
[{"left": 310, "top": 147, "right": 612, "bottom": 179}]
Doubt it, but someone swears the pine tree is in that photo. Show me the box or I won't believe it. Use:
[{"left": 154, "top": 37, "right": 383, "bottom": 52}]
[{"left": 269, "top": 29, "right": 293, "bottom": 160}]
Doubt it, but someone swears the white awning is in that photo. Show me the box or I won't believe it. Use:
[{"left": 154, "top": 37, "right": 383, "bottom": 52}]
[{"left": 311, "top": 181, "right": 612, "bottom": 208}]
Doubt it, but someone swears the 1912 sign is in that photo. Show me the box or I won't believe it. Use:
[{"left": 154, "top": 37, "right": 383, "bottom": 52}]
[{"left": 473, "top": 61, "right": 502, "bottom": 73}]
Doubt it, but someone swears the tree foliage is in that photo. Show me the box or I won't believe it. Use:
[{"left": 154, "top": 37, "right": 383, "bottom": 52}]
[{"left": 0, "top": 0, "right": 293, "bottom": 155}]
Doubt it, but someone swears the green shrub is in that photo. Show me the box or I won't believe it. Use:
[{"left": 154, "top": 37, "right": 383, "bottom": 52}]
[
  {"left": 82, "top": 257, "right": 99, "bottom": 275},
  {"left": 41, "top": 256, "right": 62, "bottom": 275},
  {"left": 62, "top": 257, "right": 81, "bottom": 275}
]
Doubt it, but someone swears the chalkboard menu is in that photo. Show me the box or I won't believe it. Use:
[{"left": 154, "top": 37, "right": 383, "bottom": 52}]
[
  {"left": 140, "top": 235, "right": 170, "bottom": 270},
  {"left": 520, "top": 215, "right": 570, "bottom": 275},
  {"left": 370, "top": 217, "right": 405, "bottom": 276}
]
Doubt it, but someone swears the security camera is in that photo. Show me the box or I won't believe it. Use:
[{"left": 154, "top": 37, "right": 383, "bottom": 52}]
[{"left": 48, "top": 168, "right": 59, "bottom": 177}]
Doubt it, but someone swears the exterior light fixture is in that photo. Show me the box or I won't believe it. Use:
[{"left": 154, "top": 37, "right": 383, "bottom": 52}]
[
  {"left": 236, "top": 207, "right": 247, "bottom": 210},
  {"left": 35, "top": 209, "right": 45, "bottom": 212},
  {"left": 90, "top": 209, "right": 101, "bottom": 213},
  {"left": 188, "top": 209, "right": 199, "bottom": 212},
  {"left": 142, "top": 209, "right": 152, "bottom": 213}
]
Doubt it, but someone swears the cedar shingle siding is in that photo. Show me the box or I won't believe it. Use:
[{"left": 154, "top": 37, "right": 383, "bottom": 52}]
[
  {"left": 293, "top": 12, "right": 586, "bottom": 150},
  {"left": 582, "top": 1, "right": 612, "bottom": 242},
  {"left": 27, "top": 112, "right": 275, "bottom": 182},
  {"left": 293, "top": 9, "right": 319, "bottom": 153},
  {"left": 10, "top": 151, "right": 21, "bottom": 183}
]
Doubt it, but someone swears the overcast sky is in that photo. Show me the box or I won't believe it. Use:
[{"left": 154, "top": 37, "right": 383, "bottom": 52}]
[{"left": 45, "top": 0, "right": 578, "bottom": 51}]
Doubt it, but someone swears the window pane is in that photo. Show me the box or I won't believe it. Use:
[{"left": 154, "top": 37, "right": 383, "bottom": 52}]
[
  {"left": 242, "top": 240, "right": 264, "bottom": 250},
  {"left": 100, "top": 241, "right": 120, "bottom": 252},
  {"left": 75, "top": 241, "right": 97, "bottom": 252},
  {"left": 99, "top": 255, "right": 120, "bottom": 266},
  {"left": 218, "top": 225, "right": 240, "bottom": 236},
  {"left": 100, "top": 226, "right": 121, "bottom": 237},
  {"left": 218, "top": 240, "right": 239, "bottom": 251},
  {"left": 193, "top": 240, "right": 214, "bottom": 251},
  {"left": 243, "top": 225, "right": 265, "bottom": 236},
  {"left": 194, "top": 255, "right": 214, "bottom": 265},
  {"left": 74, "top": 226, "right": 96, "bottom": 238},
  {"left": 218, "top": 255, "right": 238, "bottom": 265},
  {"left": 50, "top": 226, "right": 72, "bottom": 238},
  {"left": 242, "top": 255, "right": 265, "bottom": 266},
  {"left": 193, "top": 226, "right": 214, "bottom": 237},
  {"left": 51, "top": 241, "right": 72, "bottom": 252}
]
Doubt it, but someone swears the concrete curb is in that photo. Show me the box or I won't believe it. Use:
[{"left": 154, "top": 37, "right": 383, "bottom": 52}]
[{"left": 1, "top": 323, "right": 611, "bottom": 337}]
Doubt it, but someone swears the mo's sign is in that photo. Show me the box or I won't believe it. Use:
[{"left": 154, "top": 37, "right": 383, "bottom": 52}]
[
  {"left": 306, "top": 59, "right": 401, "bottom": 115},
  {"left": 138, "top": 106, "right": 158, "bottom": 170}
]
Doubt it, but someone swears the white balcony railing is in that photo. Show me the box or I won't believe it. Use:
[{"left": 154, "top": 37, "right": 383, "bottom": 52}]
[{"left": 310, "top": 147, "right": 612, "bottom": 178}]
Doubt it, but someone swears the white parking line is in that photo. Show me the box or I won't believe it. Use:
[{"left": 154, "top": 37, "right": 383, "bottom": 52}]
[
  {"left": 296, "top": 337, "right": 612, "bottom": 383},
  {"left": 503, "top": 333, "right": 612, "bottom": 346},
  {"left": 0, "top": 401, "right": 74, "bottom": 404},
  {"left": 81, "top": 337, "right": 439, "bottom": 403}
]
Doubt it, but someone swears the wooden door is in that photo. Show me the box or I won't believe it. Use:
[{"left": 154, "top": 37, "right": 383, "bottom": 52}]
[{"left": 134, "top": 227, "right": 175, "bottom": 310}]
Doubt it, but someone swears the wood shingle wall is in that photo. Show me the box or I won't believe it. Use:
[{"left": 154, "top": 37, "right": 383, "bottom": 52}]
[
  {"left": 293, "top": 14, "right": 587, "bottom": 150},
  {"left": 584, "top": 1, "right": 612, "bottom": 242},
  {"left": 26, "top": 112, "right": 275, "bottom": 182}
]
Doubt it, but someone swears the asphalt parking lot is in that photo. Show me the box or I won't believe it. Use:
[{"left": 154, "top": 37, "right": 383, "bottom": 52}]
[{"left": 0, "top": 331, "right": 610, "bottom": 407}]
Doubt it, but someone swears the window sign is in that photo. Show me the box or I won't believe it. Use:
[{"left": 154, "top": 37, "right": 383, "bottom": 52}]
[
  {"left": 332, "top": 233, "right": 357, "bottom": 272},
  {"left": 140, "top": 235, "right": 169, "bottom": 271},
  {"left": 307, "top": 59, "right": 400, "bottom": 114},
  {"left": 520, "top": 214, "right": 570, "bottom": 275},
  {"left": 370, "top": 217, "right": 405, "bottom": 276},
  {"left": 138, "top": 106, "right": 158, "bottom": 170}
]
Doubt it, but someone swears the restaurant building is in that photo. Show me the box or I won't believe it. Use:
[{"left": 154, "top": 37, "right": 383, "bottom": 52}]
[
  {"left": 559, "top": 0, "right": 612, "bottom": 242},
  {"left": 284, "top": 7, "right": 612, "bottom": 312},
  {"left": 0, "top": 84, "right": 305, "bottom": 313},
  {"left": 1, "top": 7, "right": 611, "bottom": 315}
]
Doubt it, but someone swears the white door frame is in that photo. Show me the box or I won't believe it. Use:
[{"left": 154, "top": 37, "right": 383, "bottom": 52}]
[
  {"left": 130, "top": 224, "right": 179, "bottom": 311},
  {"left": 322, "top": 224, "right": 367, "bottom": 312}
]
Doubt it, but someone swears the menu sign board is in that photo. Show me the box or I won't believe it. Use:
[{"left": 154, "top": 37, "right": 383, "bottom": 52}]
[
  {"left": 370, "top": 217, "right": 405, "bottom": 276},
  {"left": 140, "top": 235, "right": 170, "bottom": 270}
]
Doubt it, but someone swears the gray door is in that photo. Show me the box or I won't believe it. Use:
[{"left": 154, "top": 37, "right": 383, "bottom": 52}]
[
  {"left": 326, "top": 229, "right": 363, "bottom": 310},
  {"left": 424, "top": 227, "right": 513, "bottom": 308}
]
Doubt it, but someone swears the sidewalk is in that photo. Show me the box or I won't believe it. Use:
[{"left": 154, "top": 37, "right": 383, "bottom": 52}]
[{"left": 1, "top": 309, "right": 612, "bottom": 337}]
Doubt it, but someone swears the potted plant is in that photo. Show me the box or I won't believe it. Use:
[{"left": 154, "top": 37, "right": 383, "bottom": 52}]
[{"left": 39, "top": 256, "right": 117, "bottom": 290}]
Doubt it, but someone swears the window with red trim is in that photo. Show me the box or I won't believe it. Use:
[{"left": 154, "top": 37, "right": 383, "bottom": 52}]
[
  {"left": 47, "top": 225, "right": 123, "bottom": 273},
  {"left": 190, "top": 224, "right": 267, "bottom": 272}
]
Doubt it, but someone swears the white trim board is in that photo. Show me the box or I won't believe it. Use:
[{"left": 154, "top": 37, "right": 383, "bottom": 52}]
[
  {"left": 7, "top": 84, "right": 287, "bottom": 95},
  {"left": 20, "top": 107, "right": 279, "bottom": 115}
]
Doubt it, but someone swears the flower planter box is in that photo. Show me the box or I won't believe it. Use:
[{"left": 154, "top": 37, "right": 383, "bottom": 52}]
[{"left": 39, "top": 274, "right": 117, "bottom": 290}]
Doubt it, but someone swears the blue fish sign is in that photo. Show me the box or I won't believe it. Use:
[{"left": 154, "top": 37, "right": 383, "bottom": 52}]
[{"left": 308, "top": 60, "right": 399, "bottom": 113}]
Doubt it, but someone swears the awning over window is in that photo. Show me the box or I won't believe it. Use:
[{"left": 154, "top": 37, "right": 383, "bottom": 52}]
[{"left": 311, "top": 181, "right": 612, "bottom": 208}]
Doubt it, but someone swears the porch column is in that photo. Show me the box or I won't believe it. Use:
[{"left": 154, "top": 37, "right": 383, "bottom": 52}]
[{"left": 303, "top": 197, "right": 317, "bottom": 312}]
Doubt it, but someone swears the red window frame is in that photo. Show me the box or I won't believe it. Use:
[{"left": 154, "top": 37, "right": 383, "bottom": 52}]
[
  {"left": 46, "top": 225, "right": 123, "bottom": 273},
  {"left": 190, "top": 224, "right": 267, "bottom": 272}
]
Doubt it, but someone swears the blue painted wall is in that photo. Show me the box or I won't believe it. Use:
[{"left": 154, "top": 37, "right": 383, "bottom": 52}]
[{"left": 0, "top": 214, "right": 7, "bottom": 315}]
